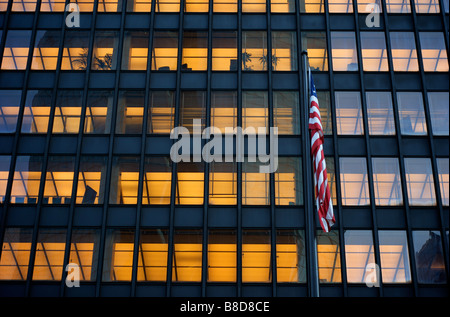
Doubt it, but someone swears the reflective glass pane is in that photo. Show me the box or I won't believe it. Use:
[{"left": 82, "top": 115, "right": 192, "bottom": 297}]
[
  {"left": 275, "top": 157, "right": 303, "bottom": 205},
  {"left": 413, "top": 231, "right": 447, "bottom": 284},
  {"left": 0, "top": 90, "right": 21, "bottom": 133},
  {"left": 436, "top": 158, "right": 449, "bottom": 206},
  {"left": 242, "top": 0, "right": 266, "bottom": 12},
  {"left": 122, "top": 31, "right": 149, "bottom": 71},
  {"left": 271, "top": 31, "right": 297, "bottom": 71},
  {"left": 360, "top": 32, "right": 389, "bottom": 72},
  {"left": 84, "top": 91, "right": 114, "bottom": 134},
  {"left": 331, "top": 32, "right": 358, "bottom": 71},
  {"left": 148, "top": 91, "right": 175, "bottom": 134},
  {"left": 116, "top": 91, "right": 144, "bottom": 134},
  {"left": 176, "top": 162, "right": 204, "bottom": 205},
  {"left": 385, "top": 0, "right": 411, "bottom": 13},
  {"left": 344, "top": 230, "right": 376, "bottom": 283},
  {"left": 419, "top": 32, "right": 449, "bottom": 72},
  {"left": 61, "top": 31, "right": 90, "bottom": 70},
  {"left": 340, "top": 157, "right": 370, "bottom": 206},
  {"left": 209, "top": 162, "right": 237, "bottom": 205},
  {"left": 328, "top": 0, "right": 353, "bottom": 12},
  {"left": 21, "top": 90, "right": 52, "bottom": 133},
  {"left": 102, "top": 229, "right": 135, "bottom": 281},
  {"left": 301, "top": 32, "right": 328, "bottom": 71},
  {"left": 372, "top": 158, "right": 403, "bottom": 206},
  {"left": 212, "top": 32, "right": 238, "bottom": 71},
  {"left": 0, "top": 156, "right": 11, "bottom": 203},
  {"left": 109, "top": 156, "right": 140, "bottom": 204},
  {"left": 415, "top": 0, "right": 440, "bottom": 13},
  {"left": 242, "top": 91, "right": 268, "bottom": 132},
  {"left": 397, "top": 92, "right": 427, "bottom": 135},
  {"left": 138, "top": 229, "right": 169, "bottom": 282},
  {"left": 208, "top": 230, "right": 237, "bottom": 282},
  {"left": 242, "top": 31, "right": 268, "bottom": 71},
  {"left": 273, "top": 91, "right": 300, "bottom": 135},
  {"left": 180, "top": 91, "right": 206, "bottom": 133},
  {"left": 52, "top": 90, "right": 83, "bottom": 133},
  {"left": 31, "top": 30, "right": 60, "bottom": 70},
  {"left": 242, "top": 230, "right": 271, "bottom": 283},
  {"left": 182, "top": 31, "right": 208, "bottom": 71},
  {"left": 242, "top": 160, "right": 270, "bottom": 205},
  {"left": 32, "top": 229, "right": 67, "bottom": 281},
  {"left": 127, "top": 0, "right": 152, "bottom": 11},
  {"left": 211, "top": 91, "right": 237, "bottom": 132},
  {"left": 151, "top": 31, "right": 178, "bottom": 71},
  {"left": 213, "top": 0, "right": 237, "bottom": 12},
  {"left": 1, "top": 30, "right": 32, "bottom": 70},
  {"left": 276, "top": 230, "right": 306, "bottom": 283},
  {"left": 142, "top": 157, "right": 172, "bottom": 204},
  {"left": 43, "top": 156, "right": 75, "bottom": 204},
  {"left": 97, "top": 0, "right": 123, "bottom": 11},
  {"left": 404, "top": 158, "right": 436, "bottom": 206},
  {"left": 300, "top": 0, "right": 325, "bottom": 12},
  {"left": 366, "top": 91, "right": 396, "bottom": 135},
  {"left": 0, "top": 228, "right": 33, "bottom": 280},
  {"left": 76, "top": 156, "right": 108, "bottom": 204},
  {"left": 378, "top": 230, "right": 411, "bottom": 283},
  {"left": 390, "top": 32, "right": 419, "bottom": 72},
  {"left": 10, "top": 156, "right": 43, "bottom": 204},
  {"left": 271, "top": 0, "right": 295, "bottom": 12},
  {"left": 92, "top": 31, "right": 120, "bottom": 70},
  {"left": 427, "top": 92, "right": 449, "bottom": 136},
  {"left": 335, "top": 91, "right": 364, "bottom": 135},
  {"left": 69, "top": 229, "right": 100, "bottom": 281},
  {"left": 172, "top": 229, "right": 203, "bottom": 282},
  {"left": 185, "top": 0, "right": 209, "bottom": 12},
  {"left": 317, "top": 230, "right": 342, "bottom": 283}
]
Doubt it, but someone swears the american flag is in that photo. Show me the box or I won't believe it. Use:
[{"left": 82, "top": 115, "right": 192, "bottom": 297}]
[{"left": 308, "top": 69, "right": 335, "bottom": 233}]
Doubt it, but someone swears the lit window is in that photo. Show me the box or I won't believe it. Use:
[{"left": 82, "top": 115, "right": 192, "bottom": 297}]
[
  {"left": 209, "top": 162, "right": 237, "bottom": 205},
  {"left": 300, "top": 0, "right": 325, "bottom": 12},
  {"left": 419, "top": 32, "right": 449, "bottom": 72},
  {"left": 328, "top": 0, "right": 353, "bottom": 13},
  {"left": 436, "top": 158, "right": 449, "bottom": 206},
  {"left": 0, "top": 0, "right": 8, "bottom": 11},
  {"left": 242, "top": 31, "right": 268, "bottom": 71},
  {"left": 378, "top": 230, "right": 412, "bottom": 283},
  {"left": 61, "top": 31, "right": 90, "bottom": 70},
  {"left": 1, "top": 30, "right": 32, "bottom": 70},
  {"left": 242, "top": 91, "right": 268, "bottom": 132},
  {"left": 0, "top": 228, "right": 33, "bottom": 280},
  {"left": 102, "top": 229, "right": 135, "bottom": 281},
  {"left": 154, "top": 0, "right": 180, "bottom": 12},
  {"left": 344, "top": 230, "right": 376, "bottom": 284},
  {"left": 326, "top": 157, "right": 338, "bottom": 205},
  {"left": 242, "top": 230, "right": 271, "bottom": 283},
  {"left": 397, "top": 92, "right": 427, "bottom": 135},
  {"left": 180, "top": 91, "right": 206, "bottom": 133},
  {"left": 301, "top": 32, "right": 328, "bottom": 71},
  {"left": 0, "top": 90, "right": 21, "bottom": 133},
  {"left": 339, "top": 157, "right": 370, "bottom": 206},
  {"left": 32, "top": 229, "right": 67, "bottom": 281},
  {"left": 97, "top": 0, "right": 123, "bottom": 12},
  {"left": 276, "top": 230, "right": 306, "bottom": 283},
  {"left": 360, "top": 32, "right": 389, "bottom": 72},
  {"left": 52, "top": 90, "right": 83, "bottom": 134},
  {"left": 31, "top": 30, "right": 60, "bottom": 70},
  {"left": 213, "top": 0, "right": 237, "bottom": 12},
  {"left": 138, "top": 229, "right": 169, "bottom": 282},
  {"left": 317, "top": 91, "right": 332, "bottom": 135},
  {"left": 366, "top": 91, "right": 396, "bottom": 135},
  {"left": 182, "top": 31, "right": 208, "bottom": 71},
  {"left": 116, "top": 91, "right": 145, "bottom": 134},
  {"left": 10, "top": 156, "right": 43, "bottom": 204},
  {"left": 109, "top": 156, "right": 140, "bottom": 204},
  {"left": 142, "top": 157, "right": 172, "bottom": 205},
  {"left": 335, "top": 91, "right": 364, "bottom": 135},
  {"left": 92, "top": 31, "right": 120, "bottom": 71},
  {"left": 372, "top": 157, "right": 403, "bottom": 206},
  {"left": 316, "top": 230, "right": 342, "bottom": 283},
  {"left": 427, "top": 92, "right": 449, "bottom": 136},
  {"left": 212, "top": 32, "right": 238, "bottom": 71},
  {"left": 242, "top": 0, "right": 266, "bottom": 12},
  {"left": 70, "top": 0, "right": 95, "bottom": 11},
  {"left": 208, "top": 230, "right": 237, "bottom": 282},
  {"left": 404, "top": 158, "right": 436, "bottom": 206},
  {"left": 43, "top": 156, "right": 75, "bottom": 204},
  {"left": 331, "top": 32, "right": 358, "bottom": 71},
  {"left": 273, "top": 91, "right": 300, "bottom": 135},
  {"left": 242, "top": 160, "right": 269, "bottom": 205},
  {"left": 11, "top": 0, "right": 37, "bottom": 11},
  {"left": 271, "top": 31, "right": 297, "bottom": 71},
  {"left": 122, "top": 31, "right": 149, "bottom": 71},
  {"left": 271, "top": 0, "right": 295, "bottom": 12},
  {"left": 176, "top": 162, "right": 204, "bottom": 205},
  {"left": 0, "top": 156, "right": 11, "bottom": 203},
  {"left": 275, "top": 157, "right": 303, "bottom": 205},
  {"left": 385, "top": 0, "right": 411, "bottom": 13},
  {"left": 356, "top": 0, "right": 382, "bottom": 12},
  {"left": 390, "top": 32, "right": 419, "bottom": 72},
  {"left": 126, "top": 0, "right": 152, "bottom": 11},
  {"left": 76, "top": 156, "right": 108, "bottom": 204},
  {"left": 21, "top": 90, "right": 52, "bottom": 134},
  {"left": 148, "top": 91, "right": 175, "bottom": 134},
  {"left": 84, "top": 91, "right": 114, "bottom": 134},
  {"left": 415, "top": 0, "right": 440, "bottom": 13},
  {"left": 211, "top": 91, "right": 237, "bottom": 132},
  {"left": 69, "top": 229, "right": 100, "bottom": 281},
  {"left": 412, "top": 231, "right": 447, "bottom": 284},
  {"left": 172, "top": 229, "right": 203, "bottom": 282},
  {"left": 185, "top": 0, "right": 208, "bottom": 12},
  {"left": 151, "top": 31, "right": 179, "bottom": 71}
]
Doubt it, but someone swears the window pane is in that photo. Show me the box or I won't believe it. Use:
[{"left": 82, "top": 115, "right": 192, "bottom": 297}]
[
  {"left": 366, "top": 91, "right": 396, "bottom": 135},
  {"left": 69, "top": 229, "right": 100, "bottom": 281},
  {"left": 273, "top": 91, "right": 300, "bottom": 135},
  {"left": 340, "top": 157, "right": 370, "bottom": 206},
  {"left": 122, "top": 31, "right": 149, "bottom": 71},
  {"left": 419, "top": 32, "right": 449, "bottom": 72},
  {"left": 397, "top": 92, "right": 427, "bottom": 135},
  {"left": 385, "top": 0, "right": 411, "bottom": 13},
  {"left": 0, "top": 0, "right": 7, "bottom": 10},
  {"left": 271, "top": 31, "right": 297, "bottom": 71},
  {"left": 172, "top": 229, "right": 203, "bottom": 282},
  {"left": 390, "top": 32, "right": 419, "bottom": 72},
  {"left": 0, "top": 90, "right": 21, "bottom": 133},
  {"left": 31, "top": 30, "right": 60, "bottom": 70},
  {"left": 0, "top": 156, "right": 11, "bottom": 203},
  {"left": 92, "top": 31, "right": 119, "bottom": 71},
  {"left": 1, "top": 30, "right": 32, "bottom": 70},
  {"left": 242, "top": 31, "right": 268, "bottom": 71},
  {"left": 243, "top": 160, "right": 270, "bottom": 205},
  {"left": 211, "top": 91, "right": 237, "bottom": 132},
  {"left": 180, "top": 91, "right": 206, "bottom": 133},
  {"left": 328, "top": 0, "right": 353, "bottom": 13},
  {"left": 52, "top": 90, "right": 83, "bottom": 133},
  {"left": 116, "top": 91, "right": 144, "bottom": 134},
  {"left": 102, "top": 229, "right": 135, "bottom": 281},
  {"left": 71, "top": 0, "right": 95, "bottom": 12},
  {"left": 176, "top": 162, "right": 204, "bottom": 205},
  {"left": 326, "top": 157, "right": 338, "bottom": 205},
  {"left": 242, "top": 229, "right": 271, "bottom": 283},
  {"left": 360, "top": 32, "right": 389, "bottom": 72},
  {"left": 152, "top": 31, "right": 178, "bottom": 71},
  {"left": 21, "top": 90, "right": 52, "bottom": 133},
  {"left": 300, "top": 0, "right": 325, "bottom": 12},
  {"left": 209, "top": 162, "right": 237, "bottom": 205},
  {"left": 43, "top": 156, "right": 75, "bottom": 204},
  {"left": 32, "top": 229, "right": 67, "bottom": 281},
  {"left": 275, "top": 157, "right": 303, "bottom": 205},
  {"left": 357, "top": 0, "right": 382, "bottom": 12},
  {"left": 185, "top": 0, "right": 208, "bottom": 12},
  {"left": 242, "top": 91, "right": 268, "bottom": 132},
  {"left": 109, "top": 156, "right": 140, "bottom": 204},
  {"left": 208, "top": 230, "right": 237, "bottom": 282},
  {"left": 98, "top": 0, "right": 123, "bottom": 12},
  {"left": 127, "top": 0, "right": 152, "bottom": 11},
  {"left": 436, "top": 158, "right": 449, "bottom": 206},
  {"left": 317, "top": 91, "right": 332, "bottom": 135},
  {"left": 143, "top": 157, "right": 172, "bottom": 205},
  {"left": 378, "top": 230, "right": 411, "bottom": 283},
  {"left": 138, "top": 229, "right": 169, "bottom": 282},
  {"left": 61, "top": 31, "right": 90, "bottom": 70},
  {"left": 404, "top": 158, "right": 436, "bottom": 206},
  {"left": 276, "top": 230, "right": 306, "bottom": 283},
  {"left": 415, "top": 0, "right": 440, "bottom": 13},
  {"left": 154, "top": 0, "right": 180, "bottom": 11},
  {"left": 40, "top": 0, "right": 67, "bottom": 11},
  {"left": 427, "top": 92, "right": 449, "bottom": 136},
  {"left": 182, "top": 31, "right": 208, "bottom": 71},
  {"left": 317, "top": 230, "right": 342, "bottom": 283},
  {"left": 10, "top": 156, "right": 43, "bottom": 204},
  {"left": 344, "top": 230, "right": 376, "bottom": 283},
  {"left": 84, "top": 91, "right": 114, "bottom": 134},
  {"left": 271, "top": 0, "right": 296, "bottom": 12},
  {"left": 76, "top": 156, "right": 108, "bottom": 204},
  {"left": 412, "top": 231, "right": 447, "bottom": 284},
  {"left": 148, "top": 91, "right": 175, "bottom": 134},
  {"left": 11, "top": 0, "right": 37, "bottom": 11},
  {"left": 0, "top": 228, "right": 33, "bottom": 280},
  {"left": 212, "top": 32, "right": 238, "bottom": 71},
  {"left": 242, "top": 0, "right": 266, "bottom": 12},
  {"left": 335, "top": 91, "right": 364, "bottom": 135},
  {"left": 213, "top": 0, "right": 237, "bottom": 11},
  {"left": 372, "top": 158, "right": 403, "bottom": 206},
  {"left": 331, "top": 32, "right": 358, "bottom": 71},
  {"left": 301, "top": 32, "right": 328, "bottom": 71}
]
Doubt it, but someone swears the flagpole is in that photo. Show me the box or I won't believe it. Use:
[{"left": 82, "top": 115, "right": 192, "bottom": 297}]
[{"left": 301, "top": 50, "right": 320, "bottom": 298}]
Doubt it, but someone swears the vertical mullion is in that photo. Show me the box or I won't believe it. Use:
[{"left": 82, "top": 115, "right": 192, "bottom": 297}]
[{"left": 237, "top": 0, "right": 243, "bottom": 298}]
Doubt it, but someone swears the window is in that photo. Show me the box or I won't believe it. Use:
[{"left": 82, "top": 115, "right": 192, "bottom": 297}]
[
  {"left": 390, "top": 32, "right": 419, "bottom": 72},
  {"left": 10, "top": 156, "right": 43, "bottom": 204},
  {"left": 185, "top": 0, "right": 208, "bottom": 12},
  {"left": 378, "top": 230, "right": 412, "bottom": 283},
  {"left": 316, "top": 230, "right": 342, "bottom": 283},
  {"left": 344, "top": 230, "right": 376, "bottom": 283},
  {"left": 154, "top": 0, "right": 180, "bottom": 12},
  {"left": 137, "top": 229, "right": 169, "bottom": 282},
  {"left": 372, "top": 158, "right": 403, "bottom": 206},
  {"left": 70, "top": 0, "right": 95, "bottom": 11},
  {"left": 242, "top": 0, "right": 266, "bottom": 12},
  {"left": 122, "top": 31, "right": 149, "bottom": 71},
  {"left": 415, "top": 0, "right": 440, "bottom": 13},
  {"left": 213, "top": 0, "right": 237, "bottom": 12},
  {"left": 97, "top": 0, "right": 123, "bottom": 12},
  {"left": 109, "top": 156, "right": 140, "bottom": 204},
  {"left": 180, "top": 91, "right": 206, "bottom": 133},
  {"left": 102, "top": 229, "right": 135, "bottom": 281},
  {"left": 69, "top": 229, "right": 100, "bottom": 281},
  {"left": 385, "top": 0, "right": 411, "bottom": 13},
  {"left": 427, "top": 92, "right": 449, "bottom": 136},
  {"left": 271, "top": 31, "right": 297, "bottom": 71},
  {"left": 208, "top": 230, "right": 237, "bottom": 282},
  {"left": 30, "top": 30, "right": 60, "bottom": 70},
  {"left": 300, "top": 0, "right": 325, "bottom": 12},
  {"left": 1, "top": 30, "right": 32, "bottom": 70},
  {"left": 271, "top": 0, "right": 295, "bottom": 12},
  {"left": 84, "top": 91, "right": 114, "bottom": 134},
  {"left": 61, "top": 31, "right": 90, "bottom": 70},
  {"left": 116, "top": 91, "right": 145, "bottom": 134},
  {"left": 328, "top": 0, "right": 353, "bottom": 13},
  {"left": 242, "top": 230, "right": 271, "bottom": 283},
  {"left": 0, "top": 228, "right": 33, "bottom": 280},
  {"left": 242, "top": 31, "right": 268, "bottom": 71},
  {"left": 397, "top": 92, "right": 427, "bottom": 135},
  {"left": 182, "top": 31, "right": 208, "bottom": 71},
  {"left": 21, "top": 90, "right": 52, "bottom": 134},
  {"left": 32, "top": 229, "right": 67, "bottom": 281},
  {"left": 176, "top": 162, "right": 204, "bottom": 205},
  {"left": 340, "top": 157, "right": 370, "bottom": 206},
  {"left": 366, "top": 91, "right": 396, "bottom": 135},
  {"left": 436, "top": 158, "right": 449, "bottom": 206},
  {"left": 404, "top": 158, "right": 436, "bottom": 206},
  {"left": 331, "top": 32, "right": 358, "bottom": 71},
  {"left": 273, "top": 91, "right": 300, "bottom": 135},
  {"left": 148, "top": 91, "right": 175, "bottom": 134},
  {"left": 92, "top": 31, "right": 120, "bottom": 71},
  {"left": 301, "top": 32, "right": 328, "bottom": 71},
  {"left": 76, "top": 156, "right": 108, "bottom": 204},
  {"left": 412, "top": 231, "right": 447, "bottom": 284},
  {"left": 275, "top": 157, "right": 303, "bottom": 205},
  {"left": 210, "top": 91, "right": 237, "bottom": 132},
  {"left": 326, "top": 157, "right": 338, "bottom": 205},
  {"left": 276, "top": 230, "right": 306, "bottom": 283},
  {"left": 0, "top": 90, "right": 21, "bottom": 133},
  {"left": 40, "top": 0, "right": 66, "bottom": 11},
  {"left": 212, "top": 32, "right": 238, "bottom": 71},
  {"left": 151, "top": 31, "right": 178, "bottom": 71},
  {"left": 0, "top": 156, "right": 11, "bottom": 203},
  {"left": 127, "top": 0, "right": 152, "bottom": 11},
  {"left": 52, "top": 90, "right": 83, "bottom": 133},
  {"left": 360, "top": 32, "right": 389, "bottom": 72},
  {"left": 317, "top": 91, "right": 332, "bottom": 135},
  {"left": 419, "top": 32, "right": 449, "bottom": 72},
  {"left": 11, "top": 0, "right": 37, "bottom": 12},
  {"left": 356, "top": 0, "right": 382, "bottom": 12},
  {"left": 335, "top": 91, "right": 364, "bottom": 135},
  {"left": 242, "top": 160, "right": 270, "bottom": 205},
  {"left": 142, "top": 157, "right": 172, "bottom": 205},
  {"left": 242, "top": 91, "right": 268, "bottom": 132},
  {"left": 43, "top": 156, "right": 75, "bottom": 204},
  {"left": 0, "top": 0, "right": 6, "bottom": 11},
  {"left": 209, "top": 162, "right": 237, "bottom": 205},
  {"left": 172, "top": 229, "right": 203, "bottom": 282}
]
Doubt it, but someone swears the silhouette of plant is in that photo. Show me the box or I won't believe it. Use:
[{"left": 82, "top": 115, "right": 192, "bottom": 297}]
[
  {"left": 72, "top": 47, "right": 89, "bottom": 70},
  {"left": 259, "top": 53, "right": 279, "bottom": 70},
  {"left": 93, "top": 53, "right": 113, "bottom": 70},
  {"left": 242, "top": 52, "right": 253, "bottom": 71}
]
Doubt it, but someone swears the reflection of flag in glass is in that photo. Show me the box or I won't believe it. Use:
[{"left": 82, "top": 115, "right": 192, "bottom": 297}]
[{"left": 308, "top": 69, "right": 335, "bottom": 233}]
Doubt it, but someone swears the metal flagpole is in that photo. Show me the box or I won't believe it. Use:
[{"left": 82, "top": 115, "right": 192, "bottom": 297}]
[{"left": 301, "top": 50, "right": 320, "bottom": 297}]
